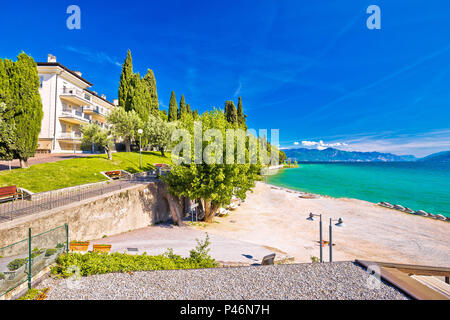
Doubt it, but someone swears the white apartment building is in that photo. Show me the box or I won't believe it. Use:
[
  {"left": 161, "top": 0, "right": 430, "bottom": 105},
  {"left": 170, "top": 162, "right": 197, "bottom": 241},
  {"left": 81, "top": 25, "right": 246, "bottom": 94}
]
[{"left": 37, "top": 54, "right": 117, "bottom": 153}]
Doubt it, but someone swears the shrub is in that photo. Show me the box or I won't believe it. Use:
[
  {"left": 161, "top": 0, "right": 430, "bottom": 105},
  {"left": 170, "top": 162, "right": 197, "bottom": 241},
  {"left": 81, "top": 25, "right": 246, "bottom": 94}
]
[
  {"left": 8, "top": 258, "right": 27, "bottom": 271},
  {"left": 0, "top": 272, "right": 5, "bottom": 280},
  {"left": 18, "top": 288, "right": 49, "bottom": 300},
  {"left": 56, "top": 243, "right": 65, "bottom": 249},
  {"left": 45, "top": 249, "right": 57, "bottom": 257},
  {"left": 52, "top": 236, "right": 217, "bottom": 277}
]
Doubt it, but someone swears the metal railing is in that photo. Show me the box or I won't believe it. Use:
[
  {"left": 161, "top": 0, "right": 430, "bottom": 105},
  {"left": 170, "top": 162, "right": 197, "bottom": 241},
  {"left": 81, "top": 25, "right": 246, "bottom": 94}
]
[
  {"left": 58, "top": 132, "right": 82, "bottom": 140},
  {"left": 0, "top": 173, "right": 157, "bottom": 222}
]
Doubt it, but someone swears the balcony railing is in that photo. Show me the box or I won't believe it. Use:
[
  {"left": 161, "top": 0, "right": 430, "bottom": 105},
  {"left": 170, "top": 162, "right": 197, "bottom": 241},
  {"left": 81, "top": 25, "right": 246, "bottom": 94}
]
[
  {"left": 58, "top": 132, "right": 82, "bottom": 140},
  {"left": 61, "top": 87, "right": 92, "bottom": 102},
  {"left": 61, "top": 108, "right": 91, "bottom": 123}
]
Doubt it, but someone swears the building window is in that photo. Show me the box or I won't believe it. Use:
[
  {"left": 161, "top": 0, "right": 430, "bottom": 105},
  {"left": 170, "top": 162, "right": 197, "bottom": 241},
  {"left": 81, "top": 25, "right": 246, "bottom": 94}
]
[{"left": 39, "top": 76, "right": 44, "bottom": 88}]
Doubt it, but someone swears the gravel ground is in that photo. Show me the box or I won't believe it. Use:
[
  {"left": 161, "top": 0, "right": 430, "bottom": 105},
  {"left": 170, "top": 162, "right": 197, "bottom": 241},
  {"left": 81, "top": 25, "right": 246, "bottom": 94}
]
[{"left": 36, "top": 262, "right": 408, "bottom": 300}]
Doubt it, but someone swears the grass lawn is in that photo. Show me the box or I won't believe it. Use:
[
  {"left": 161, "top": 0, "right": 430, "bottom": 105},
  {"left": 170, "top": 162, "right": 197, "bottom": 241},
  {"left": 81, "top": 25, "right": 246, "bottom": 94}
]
[{"left": 0, "top": 152, "right": 171, "bottom": 193}]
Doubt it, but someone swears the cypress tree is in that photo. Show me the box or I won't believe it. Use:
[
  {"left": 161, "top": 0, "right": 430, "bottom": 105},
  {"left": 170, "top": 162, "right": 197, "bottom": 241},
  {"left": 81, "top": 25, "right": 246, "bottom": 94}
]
[
  {"left": 225, "top": 100, "right": 237, "bottom": 124},
  {"left": 186, "top": 104, "right": 192, "bottom": 114},
  {"left": 168, "top": 91, "right": 178, "bottom": 122},
  {"left": 9, "top": 53, "right": 43, "bottom": 167},
  {"left": 144, "top": 69, "right": 159, "bottom": 116},
  {"left": 129, "top": 73, "right": 152, "bottom": 121},
  {"left": 193, "top": 109, "right": 199, "bottom": 119},
  {"left": 178, "top": 94, "right": 187, "bottom": 119},
  {"left": 237, "top": 96, "right": 247, "bottom": 129},
  {"left": 118, "top": 50, "right": 134, "bottom": 110}
]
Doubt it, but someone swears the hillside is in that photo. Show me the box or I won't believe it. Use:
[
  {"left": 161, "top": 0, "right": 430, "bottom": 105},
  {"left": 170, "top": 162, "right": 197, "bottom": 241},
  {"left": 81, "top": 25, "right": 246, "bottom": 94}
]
[
  {"left": 283, "top": 148, "right": 417, "bottom": 162},
  {"left": 418, "top": 151, "right": 450, "bottom": 163}
]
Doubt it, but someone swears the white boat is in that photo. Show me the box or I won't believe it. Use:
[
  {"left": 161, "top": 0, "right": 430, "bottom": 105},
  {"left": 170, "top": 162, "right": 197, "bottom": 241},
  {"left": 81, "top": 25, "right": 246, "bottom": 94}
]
[
  {"left": 428, "top": 213, "right": 437, "bottom": 219},
  {"left": 393, "top": 205, "right": 406, "bottom": 211},
  {"left": 435, "top": 214, "right": 446, "bottom": 221},
  {"left": 378, "top": 202, "right": 394, "bottom": 209},
  {"left": 415, "top": 210, "right": 428, "bottom": 217},
  {"left": 404, "top": 207, "right": 415, "bottom": 214}
]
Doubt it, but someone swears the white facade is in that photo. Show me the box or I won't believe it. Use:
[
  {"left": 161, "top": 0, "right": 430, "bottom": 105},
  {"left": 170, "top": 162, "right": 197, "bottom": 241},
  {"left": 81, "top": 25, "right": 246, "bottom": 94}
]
[{"left": 37, "top": 54, "right": 116, "bottom": 153}]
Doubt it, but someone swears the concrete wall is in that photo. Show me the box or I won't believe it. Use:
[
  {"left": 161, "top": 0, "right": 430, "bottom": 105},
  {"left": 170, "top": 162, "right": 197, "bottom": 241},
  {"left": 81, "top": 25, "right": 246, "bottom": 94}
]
[{"left": 0, "top": 181, "right": 186, "bottom": 248}]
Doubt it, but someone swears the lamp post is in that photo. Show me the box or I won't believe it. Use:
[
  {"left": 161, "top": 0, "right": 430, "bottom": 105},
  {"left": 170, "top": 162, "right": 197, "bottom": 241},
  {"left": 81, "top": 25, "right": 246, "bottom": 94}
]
[
  {"left": 307, "top": 213, "right": 323, "bottom": 263},
  {"left": 137, "top": 129, "right": 143, "bottom": 170},
  {"left": 329, "top": 217, "right": 345, "bottom": 262}
]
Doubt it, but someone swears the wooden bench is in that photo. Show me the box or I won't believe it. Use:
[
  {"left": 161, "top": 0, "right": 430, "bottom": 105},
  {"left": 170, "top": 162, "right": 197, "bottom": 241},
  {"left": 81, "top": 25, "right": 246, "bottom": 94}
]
[
  {"left": 0, "top": 186, "right": 22, "bottom": 202},
  {"left": 105, "top": 171, "right": 122, "bottom": 180}
]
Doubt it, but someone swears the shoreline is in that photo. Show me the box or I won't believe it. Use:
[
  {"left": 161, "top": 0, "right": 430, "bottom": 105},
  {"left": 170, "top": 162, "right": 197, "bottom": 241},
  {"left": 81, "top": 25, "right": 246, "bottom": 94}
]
[
  {"left": 264, "top": 178, "right": 450, "bottom": 221},
  {"left": 192, "top": 181, "right": 450, "bottom": 266}
]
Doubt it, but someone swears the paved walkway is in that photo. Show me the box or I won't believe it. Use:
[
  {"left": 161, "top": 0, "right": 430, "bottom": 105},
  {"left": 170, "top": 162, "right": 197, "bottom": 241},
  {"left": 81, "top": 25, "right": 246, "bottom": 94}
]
[
  {"left": 89, "top": 224, "right": 291, "bottom": 265},
  {"left": 0, "top": 153, "right": 93, "bottom": 171}
]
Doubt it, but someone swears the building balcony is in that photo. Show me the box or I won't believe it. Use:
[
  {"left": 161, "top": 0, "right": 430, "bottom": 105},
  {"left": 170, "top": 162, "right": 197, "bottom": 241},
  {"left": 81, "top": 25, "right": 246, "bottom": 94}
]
[
  {"left": 84, "top": 105, "right": 108, "bottom": 118},
  {"left": 60, "top": 87, "right": 92, "bottom": 106},
  {"left": 59, "top": 109, "right": 92, "bottom": 125},
  {"left": 57, "top": 131, "right": 82, "bottom": 143}
]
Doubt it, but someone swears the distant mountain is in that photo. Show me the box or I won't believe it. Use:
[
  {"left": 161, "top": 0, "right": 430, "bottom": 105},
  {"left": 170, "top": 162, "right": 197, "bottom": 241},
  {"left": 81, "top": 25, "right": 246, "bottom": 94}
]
[
  {"left": 418, "top": 151, "right": 450, "bottom": 163},
  {"left": 283, "top": 148, "right": 417, "bottom": 162}
]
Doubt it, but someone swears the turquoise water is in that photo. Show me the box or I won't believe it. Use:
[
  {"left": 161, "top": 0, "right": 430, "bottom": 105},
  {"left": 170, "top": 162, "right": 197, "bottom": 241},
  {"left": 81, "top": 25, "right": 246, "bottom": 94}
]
[{"left": 267, "top": 162, "right": 450, "bottom": 217}]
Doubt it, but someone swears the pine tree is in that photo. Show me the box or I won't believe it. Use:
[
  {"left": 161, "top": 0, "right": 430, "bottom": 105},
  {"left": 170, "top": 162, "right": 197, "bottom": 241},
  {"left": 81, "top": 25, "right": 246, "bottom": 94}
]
[
  {"left": 225, "top": 100, "right": 237, "bottom": 124},
  {"left": 144, "top": 69, "right": 159, "bottom": 116},
  {"left": 237, "top": 96, "right": 247, "bottom": 129},
  {"left": 118, "top": 50, "right": 134, "bottom": 111},
  {"left": 178, "top": 94, "right": 187, "bottom": 119},
  {"left": 9, "top": 53, "right": 43, "bottom": 167},
  {"left": 168, "top": 91, "right": 178, "bottom": 122},
  {"left": 186, "top": 104, "right": 192, "bottom": 114}
]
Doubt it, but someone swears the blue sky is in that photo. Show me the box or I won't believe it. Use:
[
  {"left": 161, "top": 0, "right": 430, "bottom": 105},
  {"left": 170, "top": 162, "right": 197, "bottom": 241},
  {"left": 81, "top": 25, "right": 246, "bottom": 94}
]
[{"left": 1, "top": 0, "right": 450, "bottom": 157}]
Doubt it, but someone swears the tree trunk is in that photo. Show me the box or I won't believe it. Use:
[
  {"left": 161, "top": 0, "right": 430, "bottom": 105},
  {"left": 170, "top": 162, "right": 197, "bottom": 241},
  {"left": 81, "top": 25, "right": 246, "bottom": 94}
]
[
  {"left": 160, "top": 147, "right": 165, "bottom": 157},
  {"left": 203, "top": 199, "right": 219, "bottom": 223},
  {"left": 19, "top": 159, "right": 29, "bottom": 168},
  {"left": 107, "top": 149, "right": 112, "bottom": 160},
  {"left": 125, "top": 140, "right": 131, "bottom": 152}
]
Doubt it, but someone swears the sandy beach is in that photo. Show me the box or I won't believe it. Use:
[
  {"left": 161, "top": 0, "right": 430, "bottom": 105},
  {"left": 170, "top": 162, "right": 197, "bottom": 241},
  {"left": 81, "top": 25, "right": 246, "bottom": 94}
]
[{"left": 192, "top": 182, "right": 450, "bottom": 267}]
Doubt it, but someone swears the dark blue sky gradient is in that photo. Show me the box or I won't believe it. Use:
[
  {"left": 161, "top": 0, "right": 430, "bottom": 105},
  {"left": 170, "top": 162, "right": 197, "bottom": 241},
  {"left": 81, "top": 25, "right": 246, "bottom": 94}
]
[{"left": 1, "top": 0, "right": 449, "bottom": 156}]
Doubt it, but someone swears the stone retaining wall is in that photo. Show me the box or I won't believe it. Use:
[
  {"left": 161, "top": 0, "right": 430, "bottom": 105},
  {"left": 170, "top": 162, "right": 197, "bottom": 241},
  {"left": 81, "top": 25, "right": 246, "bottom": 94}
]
[{"left": 0, "top": 181, "right": 186, "bottom": 248}]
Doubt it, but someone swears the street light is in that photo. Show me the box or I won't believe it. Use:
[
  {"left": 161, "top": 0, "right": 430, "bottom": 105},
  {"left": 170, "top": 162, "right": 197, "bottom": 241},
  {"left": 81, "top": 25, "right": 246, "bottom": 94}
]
[
  {"left": 329, "top": 217, "right": 345, "bottom": 262},
  {"left": 306, "top": 213, "right": 323, "bottom": 263},
  {"left": 137, "top": 129, "right": 143, "bottom": 170}
]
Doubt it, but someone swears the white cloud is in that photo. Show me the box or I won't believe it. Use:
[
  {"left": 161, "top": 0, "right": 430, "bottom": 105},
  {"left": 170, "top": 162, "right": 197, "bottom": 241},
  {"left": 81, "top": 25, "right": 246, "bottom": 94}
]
[
  {"left": 294, "top": 142, "right": 299, "bottom": 145},
  {"left": 301, "top": 140, "right": 348, "bottom": 149}
]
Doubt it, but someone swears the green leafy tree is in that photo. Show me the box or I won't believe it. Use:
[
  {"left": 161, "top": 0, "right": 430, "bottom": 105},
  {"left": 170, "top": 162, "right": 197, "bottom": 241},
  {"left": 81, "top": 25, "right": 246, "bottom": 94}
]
[
  {"left": 143, "top": 114, "right": 174, "bottom": 157},
  {"left": 144, "top": 69, "right": 159, "bottom": 116},
  {"left": 118, "top": 50, "right": 134, "bottom": 111},
  {"left": 192, "top": 109, "right": 199, "bottom": 119},
  {"left": 81, "top": 124, "right": 114, "bottom": 160},
  {"left": 186, "top": 104, "right": 192, "bottom": 115},
  {"left": 160, "top": 110, "right": 168, "bottom": 122},
  {"left": 163, "top": 109, "right": 260, "bottom": 223},
  {"left": 0, "top": 102, "right": 15, "bottom": 160},
  {"left": 107, "top": 108, "right": 143, "bottom": 152},
  {"left": 168, "top": 91, "right": 178, "bottom": 122},
  {"left": 8, "top": 53, "right": 44, "bottom": 168}
]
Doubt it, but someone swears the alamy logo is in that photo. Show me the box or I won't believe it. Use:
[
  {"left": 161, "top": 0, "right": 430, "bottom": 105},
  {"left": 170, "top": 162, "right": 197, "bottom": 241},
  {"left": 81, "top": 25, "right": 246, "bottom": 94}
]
[
  {"left": 366, "top": 5, "right": 381, "bottom": 30},
  {"left": 66, "top": 5, "right": 81, "bottom": 30}
]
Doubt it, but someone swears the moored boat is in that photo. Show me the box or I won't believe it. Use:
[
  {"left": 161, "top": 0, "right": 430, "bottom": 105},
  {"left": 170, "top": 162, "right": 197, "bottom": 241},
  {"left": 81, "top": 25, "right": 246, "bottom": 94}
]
[
  {"left": 378, "top": 202, "right": 394, "bottom": 208},
  {"left": 404, "top": 207, "right": 415, "bottom": 214},
  {"left": 393, "top": 205, "right": 406, "bottom": 211},
  {"left": 435, "top": 214, "right": 446, "bottom": 221},
  {"left": 415, "top": 210, "right": 428, "bottom": 217}
]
